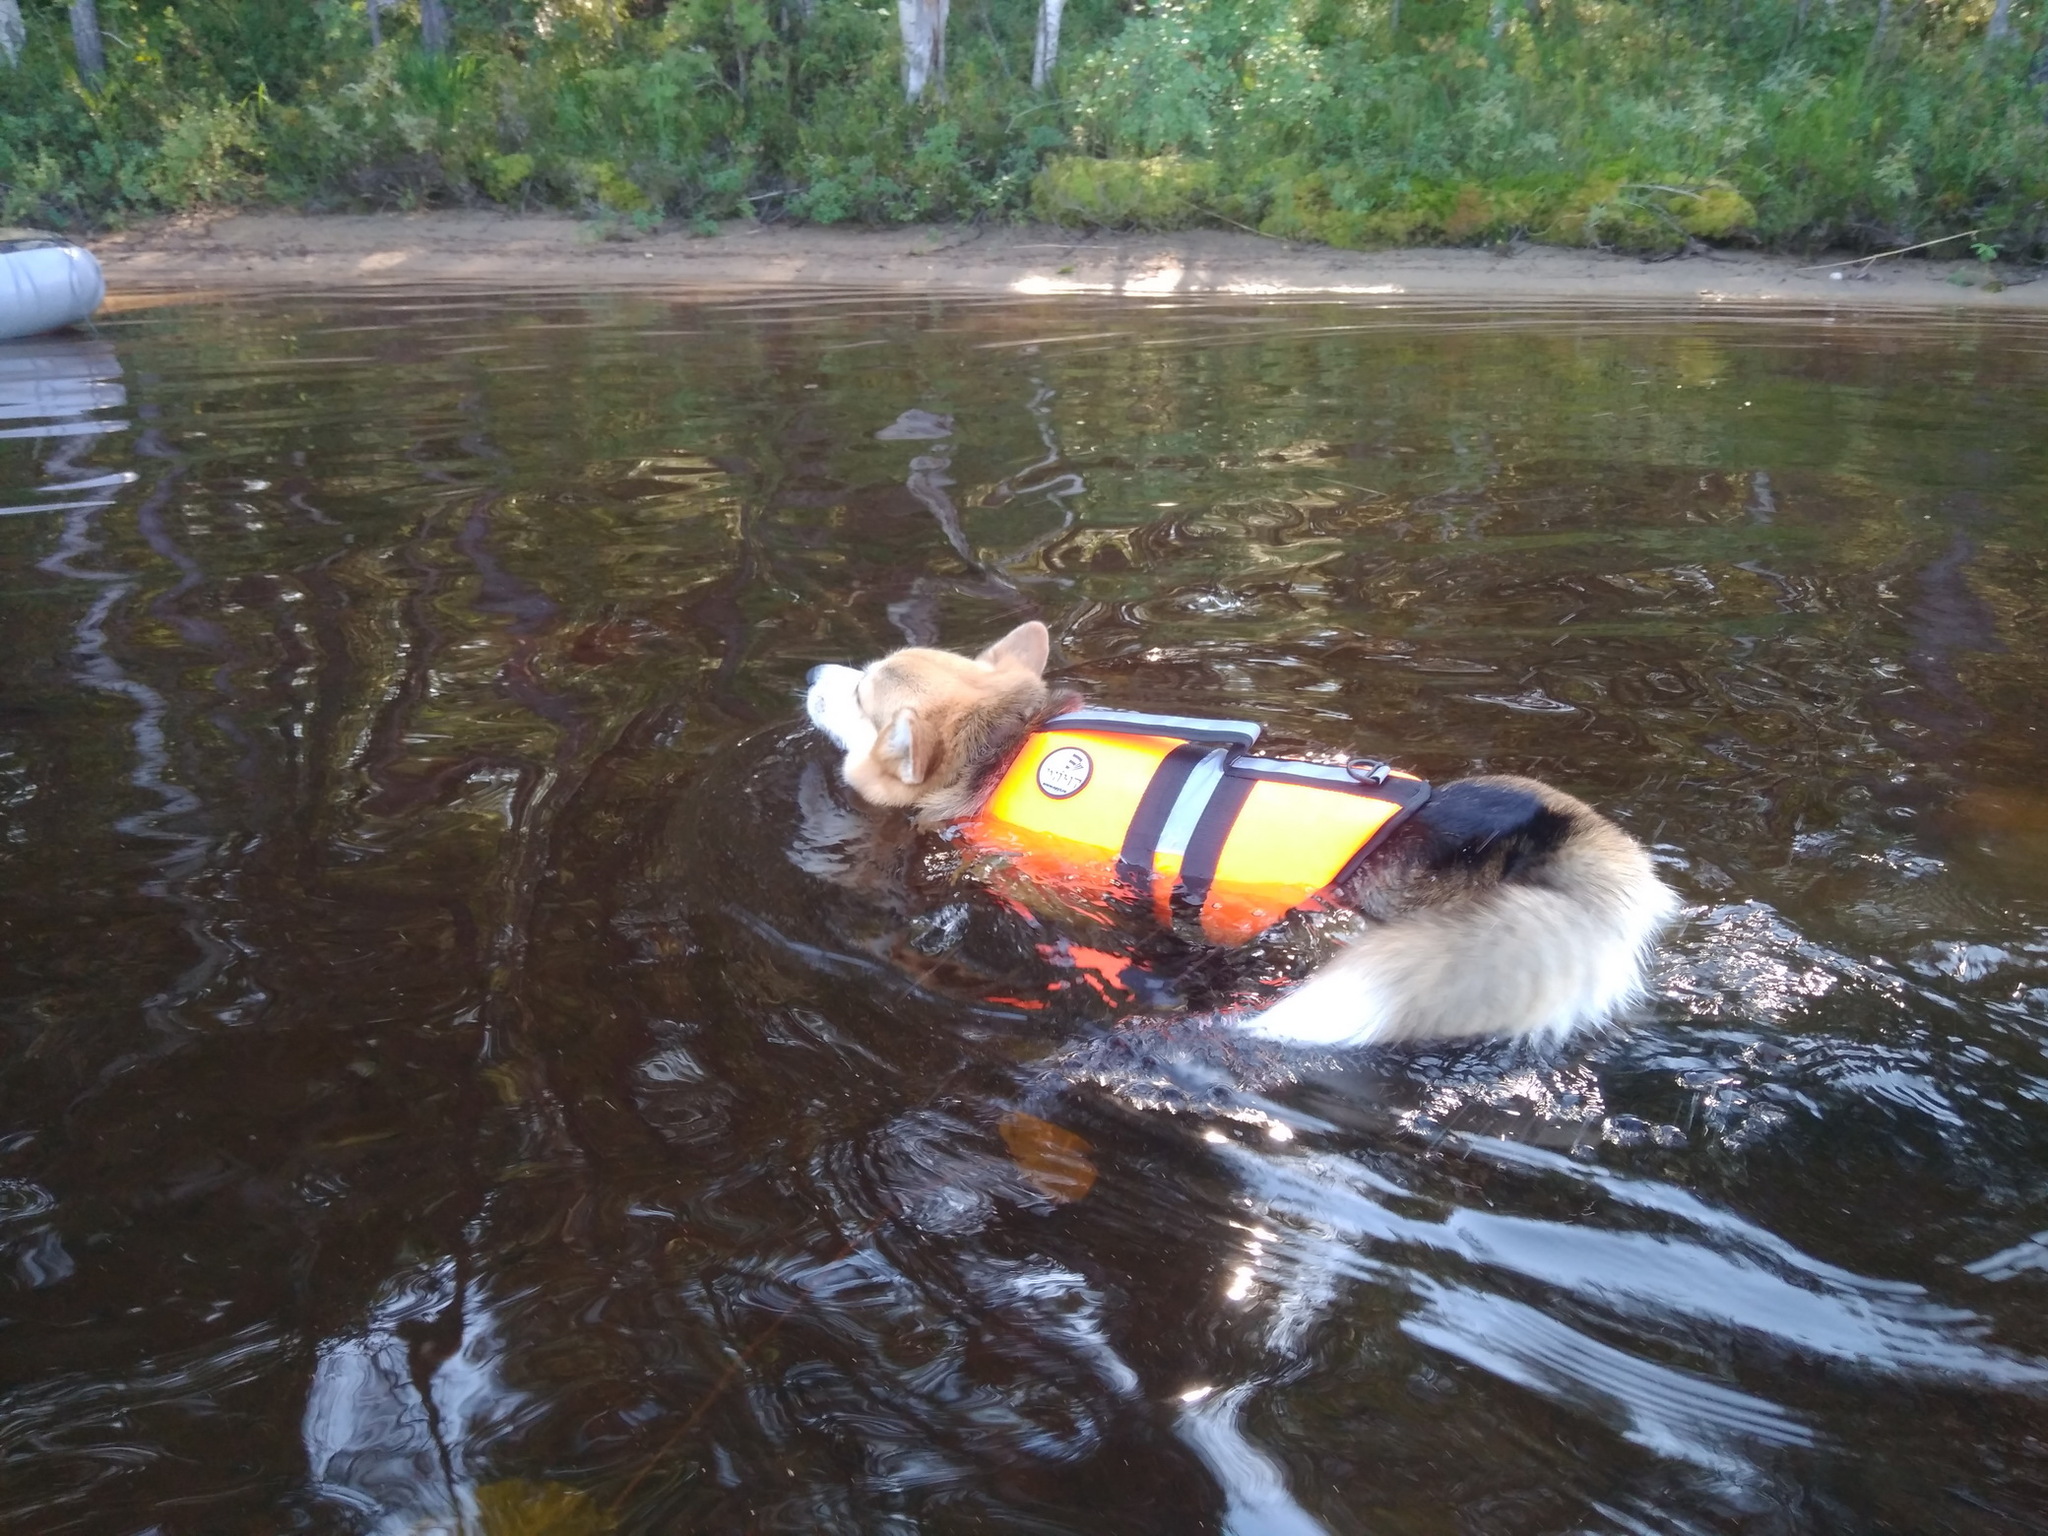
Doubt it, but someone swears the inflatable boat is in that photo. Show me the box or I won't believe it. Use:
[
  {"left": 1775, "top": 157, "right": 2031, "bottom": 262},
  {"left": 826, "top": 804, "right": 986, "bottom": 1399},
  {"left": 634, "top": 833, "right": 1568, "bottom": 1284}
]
[{"left": 0, "top": 231, "right": 105, "bottom": 340}]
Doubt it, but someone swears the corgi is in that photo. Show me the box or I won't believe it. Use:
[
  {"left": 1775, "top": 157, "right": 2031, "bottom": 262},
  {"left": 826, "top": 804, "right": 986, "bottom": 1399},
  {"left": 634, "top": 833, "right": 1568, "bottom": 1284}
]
[{"left": 805, "top": 620, "right": 1677, "bottom": 1047}]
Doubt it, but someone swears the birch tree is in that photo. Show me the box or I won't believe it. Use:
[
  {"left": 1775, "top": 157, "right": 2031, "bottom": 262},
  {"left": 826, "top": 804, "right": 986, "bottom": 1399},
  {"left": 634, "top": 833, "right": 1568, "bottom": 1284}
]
[
  {"left": 898, "top": 0, "right": 947, "bottom": 102},
  {"left": 1031, "top": 0, "right": 1064, "bottom": 91},
  {"left": 69, "top": 0, "right": 104, "bottom": 83},
  {"left": 420, "top": 0, "right": 451, "bottom": 55},
  {"left": 0, "top": 0, "right": 24, "bottom": 68},
  {"left": 1985, "top": 0, "right": 2012, "bottom": 42}
]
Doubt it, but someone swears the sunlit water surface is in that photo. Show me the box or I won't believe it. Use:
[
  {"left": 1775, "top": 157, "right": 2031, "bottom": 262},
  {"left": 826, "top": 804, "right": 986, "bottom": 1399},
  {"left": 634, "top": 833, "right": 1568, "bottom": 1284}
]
[{"left": 4, "top": 290, "right": 2048, "bottom": 1535}]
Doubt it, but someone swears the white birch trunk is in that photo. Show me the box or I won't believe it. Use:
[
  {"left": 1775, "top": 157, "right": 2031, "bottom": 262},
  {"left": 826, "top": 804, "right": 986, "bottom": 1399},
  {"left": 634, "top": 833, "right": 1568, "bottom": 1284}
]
[
  {"left": 1986, "top": 0, "right": 2012, "bottom": 41},
  {"left": 368, "top": 0, "right": 382, "bottom": 48},
  {"left": 1031, "top": 0, "right": 1065, "bottom": 91},
  {"left": 898, "top": 0, "right": 948, "bottom": 102},
  {"left": 420, "top": 0, "right": 451, "bottom": 55},
  {"left": 0, "top": 0, "right": 25, "bottom": 68},
  {"left": 69, "top": 0, "right": 105, "bottom": 82}
]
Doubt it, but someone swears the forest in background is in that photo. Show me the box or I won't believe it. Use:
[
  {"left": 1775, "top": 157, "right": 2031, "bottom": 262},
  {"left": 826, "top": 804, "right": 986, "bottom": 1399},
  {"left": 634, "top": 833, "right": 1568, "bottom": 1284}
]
[{"left": 1, "top": 0, "right": 2043, "bottom": 258}]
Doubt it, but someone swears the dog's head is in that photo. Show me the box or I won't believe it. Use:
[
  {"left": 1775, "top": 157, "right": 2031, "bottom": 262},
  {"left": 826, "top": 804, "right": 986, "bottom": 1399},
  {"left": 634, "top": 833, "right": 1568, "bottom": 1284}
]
[{"left": 806, "top": 620, "right": 1052, "bottom": 821}]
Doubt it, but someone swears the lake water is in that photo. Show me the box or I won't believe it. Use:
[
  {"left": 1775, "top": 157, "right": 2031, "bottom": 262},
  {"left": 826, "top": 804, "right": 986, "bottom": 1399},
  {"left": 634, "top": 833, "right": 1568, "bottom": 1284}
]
[{"left": 4, "top": 290, "right": 2047, "bottom": 1535}]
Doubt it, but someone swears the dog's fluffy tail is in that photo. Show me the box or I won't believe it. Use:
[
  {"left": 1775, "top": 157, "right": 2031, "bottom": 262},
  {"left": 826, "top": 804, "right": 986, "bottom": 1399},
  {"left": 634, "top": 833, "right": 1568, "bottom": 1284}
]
[{"left": 1237, "top": 778, "right": 1678, "bottom": 1048}]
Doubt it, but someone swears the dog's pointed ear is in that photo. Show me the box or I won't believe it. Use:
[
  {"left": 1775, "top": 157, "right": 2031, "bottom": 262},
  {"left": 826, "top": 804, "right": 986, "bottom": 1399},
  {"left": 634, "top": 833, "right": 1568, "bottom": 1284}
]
[
  {"left": 883, "top": 706, "right": 936, "bottom": 786},
  {"left": 976, "top": 620, "right": 1050, "bottom": 676}
]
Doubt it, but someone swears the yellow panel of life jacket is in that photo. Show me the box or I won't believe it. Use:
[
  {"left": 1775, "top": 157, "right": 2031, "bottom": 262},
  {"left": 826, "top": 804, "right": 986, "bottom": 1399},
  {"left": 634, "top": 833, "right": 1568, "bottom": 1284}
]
[
  {"left": 963, "top": 721, "right": 1427, "bottom": 946},
  {"left": 1201, "top": 778, "right": 1410, "bottom": 941}
]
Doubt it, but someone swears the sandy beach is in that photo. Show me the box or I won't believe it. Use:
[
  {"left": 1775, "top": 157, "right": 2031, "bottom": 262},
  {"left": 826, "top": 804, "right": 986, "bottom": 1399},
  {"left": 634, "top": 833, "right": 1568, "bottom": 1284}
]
[{"left": 90, "top": 210, "right": 2046, "bottom": 310}]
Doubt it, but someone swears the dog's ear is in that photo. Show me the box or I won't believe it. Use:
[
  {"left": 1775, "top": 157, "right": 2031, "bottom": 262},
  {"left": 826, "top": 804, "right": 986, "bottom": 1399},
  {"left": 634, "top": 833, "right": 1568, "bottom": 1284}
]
[
  {"left": 976, "top": 620, "right": 1050, "bottom": 676},
  {"left": 882, "top": 706, "right": 936, "bottom": 786}
]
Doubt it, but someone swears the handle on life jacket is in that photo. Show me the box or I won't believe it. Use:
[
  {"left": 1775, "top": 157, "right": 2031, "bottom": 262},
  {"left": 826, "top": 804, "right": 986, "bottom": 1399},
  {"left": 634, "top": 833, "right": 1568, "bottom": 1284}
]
[{"left": 964, "top": 709, "right": 1431, "bottom": 946}]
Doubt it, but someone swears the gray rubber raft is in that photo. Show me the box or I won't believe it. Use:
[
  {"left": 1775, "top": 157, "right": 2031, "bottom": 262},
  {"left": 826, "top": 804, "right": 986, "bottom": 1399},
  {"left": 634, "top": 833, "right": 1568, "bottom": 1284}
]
[{"left": 0, "top": 231, "right": 105, "bottom": 340}]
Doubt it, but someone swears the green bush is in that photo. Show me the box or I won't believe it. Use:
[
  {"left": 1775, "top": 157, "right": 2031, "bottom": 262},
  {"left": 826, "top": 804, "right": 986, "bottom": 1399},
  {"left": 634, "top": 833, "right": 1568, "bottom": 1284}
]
[
  {"left": 1031, "top": 155, "right": 1220, "bottom": 229},
  {"left": 145, "top": 96, "right": 264, "bottom": 207}
]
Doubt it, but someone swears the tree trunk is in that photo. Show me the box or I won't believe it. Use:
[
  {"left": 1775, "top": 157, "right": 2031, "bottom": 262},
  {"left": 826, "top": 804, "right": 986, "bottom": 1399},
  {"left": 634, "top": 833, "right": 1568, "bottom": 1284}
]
[
  {"left": 898, "top": 0, "right": 948, "bottom": 102},
  {"left": 419, "top": 0, "right": 451, "bottom": 55},
  {"left": 0, "top": 0, "right": 25, "bottom": 68},
  {"left": 1986, "top": 0, "right": 2012, "bottom": 42},
  {"left": 1031, "top": 0, "right": 1064, "bottom": 90},
  {"left": 368, "top": 0, "right": 382, "bottom": 48},
  {"left": 69, "top": 0, "right": 105, "bottom": 83}
]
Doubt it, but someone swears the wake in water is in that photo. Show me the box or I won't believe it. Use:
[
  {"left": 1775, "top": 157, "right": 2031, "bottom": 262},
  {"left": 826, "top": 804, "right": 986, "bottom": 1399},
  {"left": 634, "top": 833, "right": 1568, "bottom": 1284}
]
[{"left": 1016, "top": 892, "right": 2048, "bottom": 1529}]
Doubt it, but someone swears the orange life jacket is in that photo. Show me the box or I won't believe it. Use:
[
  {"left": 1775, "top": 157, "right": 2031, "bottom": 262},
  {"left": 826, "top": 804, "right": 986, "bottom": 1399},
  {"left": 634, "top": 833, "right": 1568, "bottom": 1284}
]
[{"left": 961, "top": 709, "right": 1431, "bottom": 947}]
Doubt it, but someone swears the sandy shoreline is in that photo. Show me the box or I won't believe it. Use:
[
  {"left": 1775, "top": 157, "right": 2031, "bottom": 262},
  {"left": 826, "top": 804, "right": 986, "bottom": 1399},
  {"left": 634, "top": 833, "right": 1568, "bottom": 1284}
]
[{"left": 90, "top": 210, "right": 2044, "bottom": 311}]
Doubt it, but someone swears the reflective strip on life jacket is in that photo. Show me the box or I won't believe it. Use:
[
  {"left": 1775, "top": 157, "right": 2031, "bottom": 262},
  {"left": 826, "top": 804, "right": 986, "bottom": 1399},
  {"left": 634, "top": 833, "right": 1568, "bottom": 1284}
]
[{"left": 962, "top": 711, "right": 1430, "bottom": 946}]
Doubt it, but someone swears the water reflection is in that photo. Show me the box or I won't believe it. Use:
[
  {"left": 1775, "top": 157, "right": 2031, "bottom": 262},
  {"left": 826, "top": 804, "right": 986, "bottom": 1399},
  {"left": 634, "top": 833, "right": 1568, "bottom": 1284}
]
[
  {"left": 304, "top": 1259, "right": 527, "bottom": 1533},
  {"left": 0, "top": 334, "right": 130, "bottom": 514},
  {"left": 1, "top": 292, "right": 2046, "bottom": 1534}
]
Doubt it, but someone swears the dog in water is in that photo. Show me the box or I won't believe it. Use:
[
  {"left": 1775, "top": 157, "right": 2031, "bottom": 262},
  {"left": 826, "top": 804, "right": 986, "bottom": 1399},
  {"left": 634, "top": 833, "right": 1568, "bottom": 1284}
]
[{"left": 805, "top": 620, "right": 1675, "bottom": 1047}]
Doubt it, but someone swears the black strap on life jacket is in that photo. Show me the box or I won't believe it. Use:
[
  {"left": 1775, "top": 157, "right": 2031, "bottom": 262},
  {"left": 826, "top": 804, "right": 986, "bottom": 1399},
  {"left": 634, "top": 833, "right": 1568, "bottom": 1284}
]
[
  {"left": 1113, "top": 741, "right": 1210, "bottom": 906},
  {"left": 1168, "top": 771, "right": 1260, "bottom": 933}
]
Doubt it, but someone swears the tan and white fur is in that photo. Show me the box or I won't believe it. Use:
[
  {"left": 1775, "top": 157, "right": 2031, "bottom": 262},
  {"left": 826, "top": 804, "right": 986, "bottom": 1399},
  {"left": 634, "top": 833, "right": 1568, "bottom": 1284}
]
[{"left": 806, "top": 621, "right": 1677, "bottom": 1048}]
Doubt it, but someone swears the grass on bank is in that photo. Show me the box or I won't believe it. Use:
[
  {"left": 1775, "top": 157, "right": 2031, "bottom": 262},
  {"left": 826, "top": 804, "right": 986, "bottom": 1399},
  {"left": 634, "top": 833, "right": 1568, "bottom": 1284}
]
[{"left": 2, "top": 0, "right": 2045, "bottom": 258}]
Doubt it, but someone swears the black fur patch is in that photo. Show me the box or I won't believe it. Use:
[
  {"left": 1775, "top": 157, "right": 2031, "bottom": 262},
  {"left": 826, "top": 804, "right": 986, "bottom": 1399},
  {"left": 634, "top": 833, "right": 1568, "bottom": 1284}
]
[{"left": 1407, "top": 780, "right": 1574, "bottom": 881}]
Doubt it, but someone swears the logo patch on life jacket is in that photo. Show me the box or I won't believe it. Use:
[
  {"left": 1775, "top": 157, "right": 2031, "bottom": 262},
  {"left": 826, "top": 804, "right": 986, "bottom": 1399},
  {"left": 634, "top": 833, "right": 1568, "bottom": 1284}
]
[{"left": 1035, "top": 746, "right": 1093, "bottom": 799}]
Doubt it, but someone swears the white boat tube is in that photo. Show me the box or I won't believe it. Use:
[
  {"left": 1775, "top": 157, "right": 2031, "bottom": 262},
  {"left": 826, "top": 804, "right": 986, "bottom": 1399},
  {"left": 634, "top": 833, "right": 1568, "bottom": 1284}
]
[{"left": 0, "top": 231, "right": 106, "bottom": 340}]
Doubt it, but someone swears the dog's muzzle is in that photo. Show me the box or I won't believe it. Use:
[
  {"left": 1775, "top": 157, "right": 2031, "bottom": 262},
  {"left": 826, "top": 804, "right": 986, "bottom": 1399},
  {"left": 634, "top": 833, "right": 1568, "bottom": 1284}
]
[{"left": 804, "top": 664, "right": 870, "bottom": 754}]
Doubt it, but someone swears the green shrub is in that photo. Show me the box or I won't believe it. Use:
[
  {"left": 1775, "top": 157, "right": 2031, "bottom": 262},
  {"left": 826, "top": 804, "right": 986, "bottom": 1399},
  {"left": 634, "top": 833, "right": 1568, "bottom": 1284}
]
[
  {"left": 1541, "top": 176, "right": 1759, "bottom": 251},
  {"left": 480, "top": 152, "right": 536, "bottom": 205},
  {"left": 145, "top": 97, "right": 264, "bottom": 208},
  {"left": 1068, "top": 11, "right": 1228, "bottom": 158},
  {"left": 1031, "top": 155, "right": 1220, "bottom": 229},
  {"left": 575, "top": 158, "right": 651, "bottom": 214}
]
